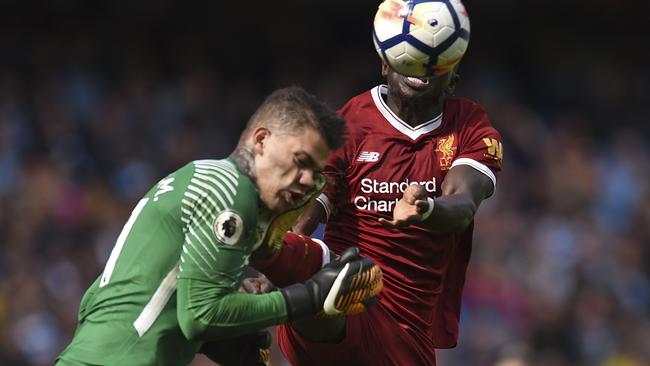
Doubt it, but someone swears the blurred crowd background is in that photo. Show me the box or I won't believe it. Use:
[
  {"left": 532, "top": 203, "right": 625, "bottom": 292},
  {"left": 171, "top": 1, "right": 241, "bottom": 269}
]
[{"left": 1, "top": 1, "right": 649, "bottom": 365}]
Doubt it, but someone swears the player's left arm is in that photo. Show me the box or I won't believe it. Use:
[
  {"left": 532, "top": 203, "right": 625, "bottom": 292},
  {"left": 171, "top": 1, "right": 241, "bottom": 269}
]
[
  {"left": 251, "top": 231, "right": 331, "bottom": 287},
  {"left": 176, "top": 163, "right": 382, "bottom": 343},
  {"left": 380, "top": 112, "right": 502, "bottom": 232},
  {"left": 175, "top": 165, "right": 291, "bottom": 341},
  {"left": 379, "top": 165, "right": 493, "bottom": 232}
]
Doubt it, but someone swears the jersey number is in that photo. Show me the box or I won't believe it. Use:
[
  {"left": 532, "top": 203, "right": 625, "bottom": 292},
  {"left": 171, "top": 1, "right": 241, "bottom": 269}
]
[
  {"left": 97, "top": 197, "right": 178, "bottom": 337},
  {"left": 99, "top": 198, "right": 149, "bottom": 287}
]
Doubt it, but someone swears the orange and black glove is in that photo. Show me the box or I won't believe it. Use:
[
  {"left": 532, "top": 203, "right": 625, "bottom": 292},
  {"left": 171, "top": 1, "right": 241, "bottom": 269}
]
[{"left": 280, "top": 247, "right": 383, "bottom": 320}]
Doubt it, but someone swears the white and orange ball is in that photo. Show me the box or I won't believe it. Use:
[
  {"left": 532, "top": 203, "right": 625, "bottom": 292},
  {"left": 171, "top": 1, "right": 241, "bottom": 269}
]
[{"left": 373, "top": 0, "right": 471, "bottom": 77}]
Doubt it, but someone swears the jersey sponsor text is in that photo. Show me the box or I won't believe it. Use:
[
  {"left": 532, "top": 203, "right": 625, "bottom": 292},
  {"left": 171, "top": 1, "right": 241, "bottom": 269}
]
[{"left": 354, "top": 177, "right": 436, "bottom": 212}]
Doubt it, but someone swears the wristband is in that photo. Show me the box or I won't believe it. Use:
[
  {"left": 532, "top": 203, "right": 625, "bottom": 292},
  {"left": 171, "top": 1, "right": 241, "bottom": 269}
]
[
  {"left": 420, "top": 197, "right": 435, "bottom": 221},
  {"left": 280, "top": 283, "right": 315, "bottom": 320},
  {"left": 311, "top": 238, "right": 331, "bottom": 267}
]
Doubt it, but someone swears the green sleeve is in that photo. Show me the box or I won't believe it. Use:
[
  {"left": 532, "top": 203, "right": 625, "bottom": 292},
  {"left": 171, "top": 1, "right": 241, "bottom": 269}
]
[
  {"left": 177, "top": 278, "right": 288, "bottom": 340},
  {"left": 175, "top": 160, "right": 289, "bottom": 341}
]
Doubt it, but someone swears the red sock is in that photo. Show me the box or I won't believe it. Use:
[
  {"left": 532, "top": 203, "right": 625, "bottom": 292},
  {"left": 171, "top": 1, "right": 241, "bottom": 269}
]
[{"left": 251, "top": 231, "right": 328, "bottom": 287}]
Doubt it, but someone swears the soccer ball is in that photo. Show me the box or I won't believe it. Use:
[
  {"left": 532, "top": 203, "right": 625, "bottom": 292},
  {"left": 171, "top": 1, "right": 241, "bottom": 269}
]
[{"left": 372, "top": 0, "right": 470, "bottom": 77}]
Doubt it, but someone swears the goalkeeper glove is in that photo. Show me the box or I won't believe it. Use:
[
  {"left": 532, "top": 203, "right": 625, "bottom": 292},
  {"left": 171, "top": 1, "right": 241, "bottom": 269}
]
[{"left": 280, "top": 247, "right": 383, "bottom": 320}]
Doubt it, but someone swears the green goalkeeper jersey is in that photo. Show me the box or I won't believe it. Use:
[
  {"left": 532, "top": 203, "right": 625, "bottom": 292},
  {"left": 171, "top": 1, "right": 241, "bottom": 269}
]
[{"left": 56, "top": 159, "right": 289, "bottom": 366}]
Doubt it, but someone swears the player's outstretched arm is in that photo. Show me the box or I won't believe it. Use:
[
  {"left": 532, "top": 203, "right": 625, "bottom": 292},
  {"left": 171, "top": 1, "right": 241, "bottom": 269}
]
[
  {"left": 280, "top": 247, "right": 383, "bottom": 319},
  {"left": 379, "top": 165, "right": 493, "bottom": 232},
  {"left": 177, "top": 247, "right": 382, "bottom": 341},
  {"left": 251, "top": 231, "right": 332, "bottom": 287}
]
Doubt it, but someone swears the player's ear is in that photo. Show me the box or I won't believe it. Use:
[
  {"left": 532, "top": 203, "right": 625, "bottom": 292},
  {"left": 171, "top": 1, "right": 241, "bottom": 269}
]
[
  {"left": 252, "top": 127, "right": 270, "bottom": 155},
  {"left": 381, "top": 61, "right": 389, "bottom": 77},
  {"left": 445, "top": 71, "right": 460, "bottom": 97}
]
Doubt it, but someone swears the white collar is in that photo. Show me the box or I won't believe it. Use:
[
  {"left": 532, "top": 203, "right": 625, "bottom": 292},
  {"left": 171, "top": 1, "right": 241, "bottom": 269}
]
[{"left": 371, "top": 85, "right": 443, "bottom": 140}]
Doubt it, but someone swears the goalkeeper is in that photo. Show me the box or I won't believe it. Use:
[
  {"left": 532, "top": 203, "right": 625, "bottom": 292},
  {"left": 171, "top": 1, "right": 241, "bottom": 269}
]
[{"left": 55, "top": 87, "right": 383, "bottom": 366}]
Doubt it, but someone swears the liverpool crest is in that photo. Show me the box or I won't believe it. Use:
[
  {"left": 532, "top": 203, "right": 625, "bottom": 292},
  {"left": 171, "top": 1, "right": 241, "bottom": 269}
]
[{"left": 435, "top": 135, "right": 457, "bottom": 170}]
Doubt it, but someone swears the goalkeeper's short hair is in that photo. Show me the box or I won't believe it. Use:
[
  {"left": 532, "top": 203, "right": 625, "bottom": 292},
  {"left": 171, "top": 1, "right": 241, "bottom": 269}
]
[{"left": 239, "top": 86, "right": 346, "bottom": 150}]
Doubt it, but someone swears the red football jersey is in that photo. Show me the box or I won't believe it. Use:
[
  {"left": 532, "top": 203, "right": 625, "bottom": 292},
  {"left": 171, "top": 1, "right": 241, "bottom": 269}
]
[{"left": 318, "top": 85, "right": 503, "bottom": 349}]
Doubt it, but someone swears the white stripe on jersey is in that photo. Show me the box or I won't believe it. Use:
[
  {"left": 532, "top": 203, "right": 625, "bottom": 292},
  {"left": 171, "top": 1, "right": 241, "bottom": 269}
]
[
  {"left": 100, "top": 198, "right": 149, "bottom": 288},
  {"left": 133, "top": 263, "right": 180, "bottom": 336},
  {"left": 186, "top": 185, "right": 224, "bottom": 218},
  {"left": 188, "top": 226, "right": 218, "bottom": 260},
  {"left": 451, "top": 158, "right": 497, "bottom": 193},
  {"left": 193, "top": 162, "right": 238, "bottom": 195},
  {"left": 194, "top": 170, "right": 236, "bottom": 197},
  {"left": 184, "top": 236, "right": 217, "bottom": 274},
  {"left": 188, "top": 224, "right": 219, "bottom": 259},
  {"left": 182, "top": 160, "right": 240, "bottom": 228},
  {"left": 180, "top": 206, "right": 192, "bottom": 226},
  {"left": 178, "top": 160, "right": 244, "bottom": 279},
  {"left": 182, "top": 194, "right": 215, "bottom": 229},
  {"left": 181, "top": 199, "right": 218, "bottom": 252},
  {"left": 183, "top": 200, "right": 219, "bottom": 260},
  {"left": 183, "top": 190, "right": 219, "bottom": 220},
  {"left": 195, "top": 159, "right": 235, "bottom": 169},
  {"left": 371, "top": 85, "right": 443, "bottom": 140},
  {"left": 195, "top": 160, "right": 237, "bottom": 182},
  {"left": 190, "top": 177, "right": 232, "bottom": 207},
  {"left": 181, "top": 245, "right": 211, "bottom": 278},
  {"left": 194, "top": 165, "right": 237, "bottom": 188}
]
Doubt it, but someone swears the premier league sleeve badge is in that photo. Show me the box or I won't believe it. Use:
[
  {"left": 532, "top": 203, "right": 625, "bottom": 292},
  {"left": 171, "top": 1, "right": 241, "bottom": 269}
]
[{"left": 213, "top": 210, "right": 244, "bottom": 246}]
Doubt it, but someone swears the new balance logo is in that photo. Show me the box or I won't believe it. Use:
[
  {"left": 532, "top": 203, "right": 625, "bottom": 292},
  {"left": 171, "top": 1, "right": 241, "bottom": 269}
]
[{"left": 357, "top": 151, "right": 380, "bottom": 162}]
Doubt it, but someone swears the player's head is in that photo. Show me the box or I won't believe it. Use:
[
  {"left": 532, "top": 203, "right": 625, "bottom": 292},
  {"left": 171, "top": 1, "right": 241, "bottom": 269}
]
[
  {"left": 238, "top": 86, "right": 346, "bottom": 213},
  {"left": 382, "top": 61, "right": 460, "bottom": 102}
]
